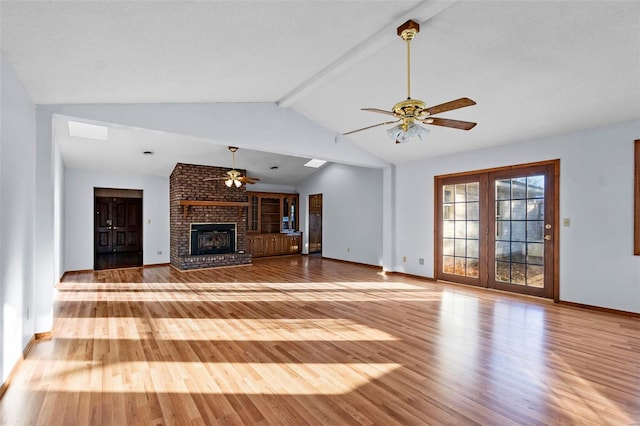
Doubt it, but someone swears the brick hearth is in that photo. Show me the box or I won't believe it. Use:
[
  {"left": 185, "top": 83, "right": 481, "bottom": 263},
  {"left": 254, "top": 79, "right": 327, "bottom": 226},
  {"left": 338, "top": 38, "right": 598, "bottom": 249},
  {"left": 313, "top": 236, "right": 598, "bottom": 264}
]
[{"left": 170, "top": 163, "right": 251, "bottom": 270}]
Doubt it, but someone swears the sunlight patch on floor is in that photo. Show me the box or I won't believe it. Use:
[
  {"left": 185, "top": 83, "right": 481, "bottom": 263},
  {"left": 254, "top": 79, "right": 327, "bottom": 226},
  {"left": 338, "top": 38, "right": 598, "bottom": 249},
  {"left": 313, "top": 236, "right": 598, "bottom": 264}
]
[
  {"left": 56, "top": 280, "right": 441, "bottom": 303},
  {"left": 53, "top": 317, "right": 399, "bottom": 341},
  {"left": 23, "top": 360, "right": 401, "bottom": 395},
  {"left": 545, "top": 352, "right": 635, "bottom": 424}
]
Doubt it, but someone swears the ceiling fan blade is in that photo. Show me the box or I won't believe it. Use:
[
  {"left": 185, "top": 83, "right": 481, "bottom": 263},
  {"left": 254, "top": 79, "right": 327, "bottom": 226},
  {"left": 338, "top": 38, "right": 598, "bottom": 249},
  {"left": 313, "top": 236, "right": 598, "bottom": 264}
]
[
  {"left": 203, "top": 177, "right": 227, "bottom": 181},
  {"left": 361, "top": 108, "right": 399, "bottom": 118},
  {"left": 343, "top": 120, "right": 400, "bottom": 136},
  {"left": 424, "top": 117, "right": 477, "bottom": 130},
  {"left": 425, "top": 98, "right": 476, "bottom": 116},
  {"left": 239, "top": 176, "right": 260, "bottom": 184}
]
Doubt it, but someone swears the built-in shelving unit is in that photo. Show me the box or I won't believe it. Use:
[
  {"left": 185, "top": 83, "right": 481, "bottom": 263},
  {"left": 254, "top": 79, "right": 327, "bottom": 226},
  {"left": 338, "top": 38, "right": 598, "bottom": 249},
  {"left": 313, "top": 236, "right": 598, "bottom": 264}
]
[
  {"left": 245, "top": 192, "right": 301, "bottom": 258},
  {"left": 260, "top": 197, "right": 281, "bottom": 233}
]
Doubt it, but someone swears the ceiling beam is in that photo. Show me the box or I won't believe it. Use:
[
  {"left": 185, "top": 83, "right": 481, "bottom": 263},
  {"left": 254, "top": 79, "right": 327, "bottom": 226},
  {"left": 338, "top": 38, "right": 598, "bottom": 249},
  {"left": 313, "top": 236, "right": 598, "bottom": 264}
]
[{"left": 277, "top": 0, "right": 460, "bottom": 108}]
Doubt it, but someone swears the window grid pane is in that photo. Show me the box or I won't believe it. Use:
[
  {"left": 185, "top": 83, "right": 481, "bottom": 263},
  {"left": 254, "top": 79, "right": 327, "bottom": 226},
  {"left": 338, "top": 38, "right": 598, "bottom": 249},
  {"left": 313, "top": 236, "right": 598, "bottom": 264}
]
[
  {"left": 442, "top": 182, "right": 480, "bottom": 278},
  {"left": 494, "top": 175, "right": 545, "bottom": 286}
]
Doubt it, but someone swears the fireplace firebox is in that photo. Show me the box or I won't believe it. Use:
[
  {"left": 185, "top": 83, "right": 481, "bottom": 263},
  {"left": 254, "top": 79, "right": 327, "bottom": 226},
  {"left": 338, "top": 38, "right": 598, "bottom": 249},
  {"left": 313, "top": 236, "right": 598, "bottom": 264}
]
[{"left": 190, "top": 223, "right": 236, "bottom": 255}]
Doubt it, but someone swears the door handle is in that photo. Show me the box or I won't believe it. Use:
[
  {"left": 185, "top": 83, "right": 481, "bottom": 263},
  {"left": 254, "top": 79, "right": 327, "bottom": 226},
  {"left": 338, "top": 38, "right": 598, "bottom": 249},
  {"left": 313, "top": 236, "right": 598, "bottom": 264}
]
[{"left": 544, "top": 235, "right": 552, "bottom": 241}]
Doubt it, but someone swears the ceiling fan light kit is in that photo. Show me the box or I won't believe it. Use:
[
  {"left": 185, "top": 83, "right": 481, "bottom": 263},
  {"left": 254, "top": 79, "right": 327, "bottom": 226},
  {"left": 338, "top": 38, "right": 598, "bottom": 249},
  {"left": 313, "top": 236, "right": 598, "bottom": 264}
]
[
  {"left": 344, "top": 19, "right": 477, "bottom": 143},
  {"left": 203, "top": 146, "right": 260, "bottom": 187},
  {"left": 387, "top": 121, "right": 429, "bottom": 144}
]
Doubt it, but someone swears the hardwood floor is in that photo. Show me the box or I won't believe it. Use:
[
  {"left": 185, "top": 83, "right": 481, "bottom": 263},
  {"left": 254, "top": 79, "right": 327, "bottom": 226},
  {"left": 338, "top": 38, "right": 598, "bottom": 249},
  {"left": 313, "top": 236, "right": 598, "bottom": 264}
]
[{"left": 1, "top": 255, "right": 639, "bottom": 425}]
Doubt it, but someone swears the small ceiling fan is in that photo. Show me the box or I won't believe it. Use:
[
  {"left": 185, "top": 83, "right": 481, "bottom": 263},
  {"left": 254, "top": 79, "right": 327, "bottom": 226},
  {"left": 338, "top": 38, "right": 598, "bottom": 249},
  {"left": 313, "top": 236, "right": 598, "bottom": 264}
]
[
  {"left": 343, "top": 19, "right": 477, "bottom": 143},
  {"left": 204, "top": 146, "right": 260, "bottom": 187}
]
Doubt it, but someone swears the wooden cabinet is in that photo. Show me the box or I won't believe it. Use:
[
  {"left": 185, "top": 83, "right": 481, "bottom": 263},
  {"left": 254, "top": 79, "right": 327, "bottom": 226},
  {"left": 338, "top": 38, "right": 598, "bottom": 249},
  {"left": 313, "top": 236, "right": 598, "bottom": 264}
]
[
  {"left": 246, "top": 232, "right": 302, "bottom": 258},
  {"left": 285, "top": 233, "right": 301, "bottom": 254},
  {"left": 246, "top": 192, "right": 301, "bottom": 258},
  {"left": 246, "top": 234, "right": 264, "bottom": 257},
  {"left": 247, "top": 192, "right": 299, "bottom": 234}
]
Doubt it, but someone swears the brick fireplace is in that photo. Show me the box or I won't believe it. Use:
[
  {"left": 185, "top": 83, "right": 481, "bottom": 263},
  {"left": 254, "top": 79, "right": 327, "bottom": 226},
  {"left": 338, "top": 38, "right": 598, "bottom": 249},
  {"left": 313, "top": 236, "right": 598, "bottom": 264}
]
[{"left": 170, "top": 163, "right": 251, "bottom": 270}]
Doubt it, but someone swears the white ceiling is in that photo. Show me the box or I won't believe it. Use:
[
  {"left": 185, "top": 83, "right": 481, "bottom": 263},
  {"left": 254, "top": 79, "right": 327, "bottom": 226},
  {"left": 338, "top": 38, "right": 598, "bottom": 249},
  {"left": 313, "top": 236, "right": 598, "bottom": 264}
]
[
  {"left": 52, "top": 114, "right": 322, "bottom": 184},
  {"left": 2, "top": 1, "right": 639, "bottom": 181}
]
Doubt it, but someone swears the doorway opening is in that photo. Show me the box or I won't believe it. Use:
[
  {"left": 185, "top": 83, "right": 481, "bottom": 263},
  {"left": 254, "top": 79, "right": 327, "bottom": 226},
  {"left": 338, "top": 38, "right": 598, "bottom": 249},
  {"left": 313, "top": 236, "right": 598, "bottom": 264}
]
[
  {"left": 435, "top": 160, "right": 559, "bottom": 299},
  {"left": 308, "top": 194, "right": 323, "bottom": 254},
  {"left": 94, "top": 188, "right": 143, "bottom": 270}
]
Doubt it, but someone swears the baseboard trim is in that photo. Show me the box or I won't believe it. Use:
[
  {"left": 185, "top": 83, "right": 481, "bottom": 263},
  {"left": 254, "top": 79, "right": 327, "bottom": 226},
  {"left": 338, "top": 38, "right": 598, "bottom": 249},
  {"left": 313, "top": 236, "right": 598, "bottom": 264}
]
[
  {"left": 318, "top": 256, "right": 382, "bottom": 270},
  {"left": 557, "top": 300, "right": 640, "bottom": 318},
  {"left": 0, "top": 332, "right": 52, "bottom": 400},
  {"left": 386, "top": 271, "right": 436, "bottom": 281},
  {"left": 399, "top": 275, "right": 639, "bottom": 316}
]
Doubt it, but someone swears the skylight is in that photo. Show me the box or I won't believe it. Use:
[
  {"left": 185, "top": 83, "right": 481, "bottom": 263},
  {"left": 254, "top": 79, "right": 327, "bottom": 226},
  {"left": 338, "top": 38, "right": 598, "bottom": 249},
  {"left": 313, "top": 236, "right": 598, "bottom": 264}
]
[
  {"left": 304, "top": 159, "right": 327, "bottom": 168},
  {"left": 68, "top": 120, "right": 109, "bottom": 141}
]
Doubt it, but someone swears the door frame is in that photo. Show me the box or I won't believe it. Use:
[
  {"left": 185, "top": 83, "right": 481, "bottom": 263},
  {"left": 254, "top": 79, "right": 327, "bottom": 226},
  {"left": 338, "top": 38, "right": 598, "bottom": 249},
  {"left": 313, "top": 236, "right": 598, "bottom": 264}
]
[
  {"left": 94, "top": 187, "right": 144, "bottom": 270},
  {"left": 308, "top": 193, "right": 323, "bottom": 254},
  {"left": 434, "top": 160, "right": 560, "bottom": 301}
]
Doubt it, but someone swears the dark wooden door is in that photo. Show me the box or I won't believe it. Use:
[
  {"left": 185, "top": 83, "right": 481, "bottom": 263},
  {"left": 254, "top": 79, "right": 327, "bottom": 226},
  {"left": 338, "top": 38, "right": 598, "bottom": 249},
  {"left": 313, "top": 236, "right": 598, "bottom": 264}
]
[
  {"left": 95, "top": 196, "right": 142, "bottom": 270},
  {"left": 308, "top": 194, "right": 322, "bottom": 253}
]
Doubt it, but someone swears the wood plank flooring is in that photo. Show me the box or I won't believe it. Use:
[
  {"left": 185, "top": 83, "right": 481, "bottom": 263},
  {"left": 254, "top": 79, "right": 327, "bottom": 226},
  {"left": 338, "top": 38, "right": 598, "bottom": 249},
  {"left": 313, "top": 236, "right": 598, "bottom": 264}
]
[{"left": 1, "top": 255, "right": 639, "bottom": 425}]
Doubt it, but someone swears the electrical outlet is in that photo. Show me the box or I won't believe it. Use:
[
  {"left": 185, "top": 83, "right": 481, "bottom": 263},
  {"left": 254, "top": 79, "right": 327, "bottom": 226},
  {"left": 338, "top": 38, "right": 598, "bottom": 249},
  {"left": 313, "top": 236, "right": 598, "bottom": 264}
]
[
  {"left": 402, "top": 256, "right": 407, "bottom": 262},
  {"left": 347, "top": 247, "right": 350, "bottom": 252},
  {"left": 26, "top": 307, "right": 29, "bottom": 320},
  {"left": 157, "top": 251, "right": 162, "bottom": 255},
  {"left": 419, "top": 258, "right": 424, "bottom": 265}
]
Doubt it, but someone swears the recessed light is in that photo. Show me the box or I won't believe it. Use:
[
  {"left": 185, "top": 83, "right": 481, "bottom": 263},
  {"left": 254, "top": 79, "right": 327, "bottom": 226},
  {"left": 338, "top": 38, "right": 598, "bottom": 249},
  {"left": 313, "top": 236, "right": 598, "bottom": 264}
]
[
  {"left": 270, "top": 166, "right": 279, "bottom": 170},
  {"left": 304, "top": 159, "right": 327, "bottom": 168},
  {"left": 143, "top": 151, "right": 154, "bottom": 156},
  {"left": 68, "top": 120, "right": 108, "bottom": 141}
]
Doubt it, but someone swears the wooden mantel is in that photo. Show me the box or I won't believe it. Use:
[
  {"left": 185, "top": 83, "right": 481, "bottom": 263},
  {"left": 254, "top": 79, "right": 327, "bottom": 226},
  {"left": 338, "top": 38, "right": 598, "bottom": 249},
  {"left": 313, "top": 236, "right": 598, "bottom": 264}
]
[{"left": 179, "top": 200, "right": 249, "bottom": 219}]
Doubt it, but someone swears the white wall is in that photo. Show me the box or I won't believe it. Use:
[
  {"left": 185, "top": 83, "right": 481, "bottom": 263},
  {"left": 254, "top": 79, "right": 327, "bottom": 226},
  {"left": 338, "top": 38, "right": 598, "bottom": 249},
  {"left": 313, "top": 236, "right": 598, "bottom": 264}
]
[
  {"left": 64, "top": 168, "right": 169, "bottom": 271},
  {"left": 34, "top": 107, "right": 55, "bottom": 333},
  {"left": 297, "top": 163, "right": 383, "bottom": 266},
  {"left": 0, "top": 55, "right": 36, "bottom": 382},
  {"left": 395, "top": 120, "right": 640, "bottom": 313},
  {"left": 53, "top": 142, "right": 65, "bottom": 280}
]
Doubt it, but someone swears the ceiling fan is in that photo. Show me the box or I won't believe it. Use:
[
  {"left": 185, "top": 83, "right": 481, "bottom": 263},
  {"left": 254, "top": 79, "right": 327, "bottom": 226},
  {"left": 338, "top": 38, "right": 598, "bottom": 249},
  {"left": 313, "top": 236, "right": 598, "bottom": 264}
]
[
  {"left": 203, "top": 146, "right": 260, "bottom": 187},
  {"left": 343, "top": 19, "right": 477, "bottom": 143}
]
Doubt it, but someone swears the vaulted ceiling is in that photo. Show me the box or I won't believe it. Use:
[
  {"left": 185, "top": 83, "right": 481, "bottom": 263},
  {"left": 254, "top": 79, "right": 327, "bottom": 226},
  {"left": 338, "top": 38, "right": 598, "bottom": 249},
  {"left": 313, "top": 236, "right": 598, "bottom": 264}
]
[{"left": 2, "top": 1, "right": 639, "bottom": 182}]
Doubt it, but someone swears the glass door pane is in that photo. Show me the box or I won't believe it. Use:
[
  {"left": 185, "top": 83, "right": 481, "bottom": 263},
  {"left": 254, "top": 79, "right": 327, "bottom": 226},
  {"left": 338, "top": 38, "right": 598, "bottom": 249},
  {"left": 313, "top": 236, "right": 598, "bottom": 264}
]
[
  {"left": 282, "top": 197, "right": 290, "bottom": 230},
  {"left": 290, "top": 197, "right": 297, "bottom": 231},
  {"left": 494, "top": 176, "right": 545, "bottom": 287},
  {"left": 488, "top": 163, "right": 555, "bottom": 299},
  {"left": 442, "top": 182, "right": 480, "bottom": 278},
  {"left": 249, "top": 195, "right": 259, "bottom": 232},
  {"left": 437, "top": 174, "right": 486, "bottom": 287}
]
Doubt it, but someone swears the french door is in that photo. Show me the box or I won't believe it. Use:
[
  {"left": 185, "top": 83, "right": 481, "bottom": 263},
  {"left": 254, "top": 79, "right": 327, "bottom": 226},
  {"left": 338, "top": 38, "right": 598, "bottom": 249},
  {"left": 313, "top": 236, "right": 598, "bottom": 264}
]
[
  {"left": 435, "top": 161, "right": 558, "bottom": 299},
  {"left": 94, "top": 194, "right": 143, "bottom": 270}
]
